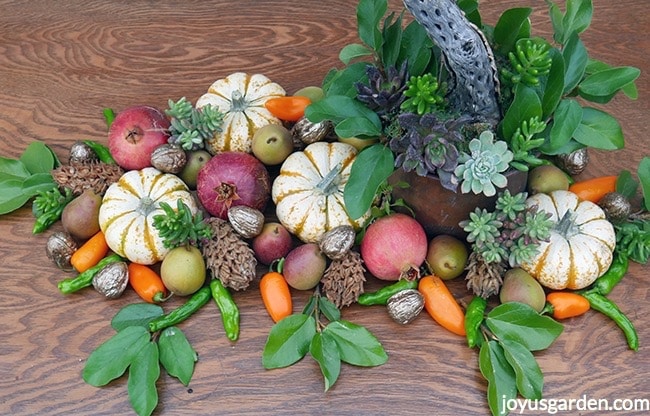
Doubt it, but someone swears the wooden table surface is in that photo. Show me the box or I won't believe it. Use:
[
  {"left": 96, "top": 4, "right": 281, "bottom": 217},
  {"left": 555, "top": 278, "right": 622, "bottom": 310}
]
[{"left": 1, "top": 1, "right": 648, "bottom": 415}]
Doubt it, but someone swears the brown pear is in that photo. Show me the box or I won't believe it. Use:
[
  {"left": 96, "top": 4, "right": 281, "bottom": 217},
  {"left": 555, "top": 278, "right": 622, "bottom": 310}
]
[{"left": 61, "top": 189, "right": 102, "bottom": 240}]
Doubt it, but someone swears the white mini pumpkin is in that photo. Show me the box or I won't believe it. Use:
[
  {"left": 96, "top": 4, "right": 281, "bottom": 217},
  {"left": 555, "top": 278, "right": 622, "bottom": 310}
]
[
  {"left": 99, "top": 167, "right": 198, "bottom": 265},
  {"left": 272, "top": 141, "right": 371, "bottom": 243},
  {"left": 521, "top": 190, "right": 616, "bottom": 290},
  {"left": 196, "top": 72, "right": 286, "bottom": 154}
]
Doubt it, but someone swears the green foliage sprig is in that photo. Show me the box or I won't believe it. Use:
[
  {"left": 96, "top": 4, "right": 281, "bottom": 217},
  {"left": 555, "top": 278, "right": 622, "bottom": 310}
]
[
  {"left": 32, "top": 186, "right": 74, "bottom": 234},
  {"left": 507, "top": 116, "right": 546, "bottom": 171},
  {"left": 470, "top": 302, "right": 564, "bottom": 416},
  {"left": 500, "top": 38, "right": 552, "bottom": 88},
  {"left": 262, "top": 291, "right": 387, "bottom": 391},
  {"left": 83, "top": 303, "right": 199, "bottom": 416},
  {"left": 166, "top": 97, "right": 224, "bottom": 151},
  {"left": 152, "top": 199, "right": 212, "bottom": 249}
]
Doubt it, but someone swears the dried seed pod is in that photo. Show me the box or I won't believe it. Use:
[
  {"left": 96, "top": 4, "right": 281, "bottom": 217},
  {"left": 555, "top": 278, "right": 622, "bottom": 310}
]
[
  {"left": 227, "top": 205, "right": 265, "bottom": 238},
  {"left": 150, "top": 144, "right": 187, "bottom": 173},
  {"left": 291, "top": 117, "right": 333, "bottom": 148},
  {"left": 555, "top": 148, "right": 589, "bottom": 176},
  {"left": 45, "top": 231, "right": 78, "bottom": 271},
  {"left": 69, "top": 141, "right": 98, "bottom": 164},
  {"left": 598, "top": 192, "right": 631, "bottom": 223},
  {"left": 386, "top": 289, "right": 424, "bottom": 325},
  {"left": 92, "top": 261, "right": 129, "bottom": 299},
  {"left": 319, "top": 225, "right": 356, "bottom": 260}
]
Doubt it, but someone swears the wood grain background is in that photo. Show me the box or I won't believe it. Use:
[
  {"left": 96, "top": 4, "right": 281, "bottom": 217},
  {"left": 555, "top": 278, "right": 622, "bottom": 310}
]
[{"left": 1, "top": 1, "right": 648, "bottom": 415}]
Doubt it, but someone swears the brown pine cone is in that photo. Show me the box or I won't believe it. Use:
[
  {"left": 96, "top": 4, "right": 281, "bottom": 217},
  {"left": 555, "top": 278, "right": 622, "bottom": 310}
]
[
  {"left": 321, "top": 250, "right": 366, "bottom": 308},
  {"left": 51, "top": 161, "right": 124, "bottom": 196}
]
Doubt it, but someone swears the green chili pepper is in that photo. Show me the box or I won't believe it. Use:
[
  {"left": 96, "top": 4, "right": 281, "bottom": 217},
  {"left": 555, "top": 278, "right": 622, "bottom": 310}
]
[
  {"left": 357, "top": 279, "right": 419, "bottom": 306},
  {"left": 57, "top": 253, "right": 124, "bottom": 294},
  {"left": 148, "top": 286, "right": 211, "bottom": 333},
  {"left": 588, "top": 253, "right": 629, "bottom": 296},
  {"left": 83, "top": 140, "right": 116, "bottom": 164},
  {"left": 209, "top": 279, "right": 240, "bottom": 341},
  {"left": 464, "top": 296, "right": 487, "bottom": 348},
  {"left": 32, "top": 187, "right": 73, "bottom": 234},
  {"left": 581, "top": 292, "right": 638, "bottom": 351}
]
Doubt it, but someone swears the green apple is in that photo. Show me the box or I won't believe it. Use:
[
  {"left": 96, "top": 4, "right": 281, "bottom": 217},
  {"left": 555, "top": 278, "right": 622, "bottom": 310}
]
[{"left": 179, "top": 150, "right": 211, "bottom": 189}]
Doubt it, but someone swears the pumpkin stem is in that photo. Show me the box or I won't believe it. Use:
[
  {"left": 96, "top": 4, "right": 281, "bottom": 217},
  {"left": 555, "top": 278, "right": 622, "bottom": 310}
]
[
  {"left": 555, "top": 209, "right": 578, "bottom": 238},
  {"left": 137, "top": 196, "right": 157, "bottom": 216},
  {"left": 315, "top": 163, "right": 342, "bottom": 196},
  {"left": 230, "top": 90, "right": 248, "bottom": 112}
]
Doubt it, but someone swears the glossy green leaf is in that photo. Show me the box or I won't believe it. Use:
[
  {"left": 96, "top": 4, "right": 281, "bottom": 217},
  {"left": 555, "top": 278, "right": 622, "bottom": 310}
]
[
  {"left": 562, "top": 33, "right": 588, "bottom": 93},
  {"left": 158, "top": 327, "right": 197, "bottom": 386},
  {"left": 21, "top": 173, "right": 55, "bottom": 196},
  {"left": 501, "top": 339, "right": 543, "bottom": 399},
  {"left": 493, "top": 7, "right": 532, "bottom": 54},
  {"left": 542, "top": 99, "right": 583, "bottom": 154},
  {"left": 305, "top": 95, "right": 381, "bottom": 135},
  {"left": 0, "top": 178, "right": 29, "bottom": 215},
  {"left": 500, "top": 84, "right": 542, "bottom": 142},
  {"left": 547, "top": 1, "right": 565, "bottom": 44},
  {"left": 578, "top": 66, "right": 641, "bottom": 99},
  {"left": 381, "top": 12, "right": 402, "bottom": 69},
  {"left": 356, "top": 0, "right": 387, "bottom": 51},
  {"left": 0, "top": 156, "right": 30, "bottom": 179},
  {"left": 486, "top": 302, "right": 563, "bottom": 351},
  {"left": 540, "top": 47, "right": 565, "bottom": 118},
  {"left": 310, "top": 332, "right": 341, "bottom": 392},
  {"left": 324, "top": 320, "right": 387, "bottom": 367},
  {"left": 562, "top": 0, "right": 593, "bottom": 40},
  {"left": 262, "top": 314, "right": 316, "bottom": 369},
  {"left": 399, "top": 20, "right": 433, "bottom": 76},
  {"left": 339, "top": 43, "right": 373, "bottom": 65},
  {"left": 128, "top": 341, "right": 160, "bottom": 416},
  {"left": 573, "top": 107, "right": 624, "bottom": 150},
  {"left": 479, "top": 340, "right": 517, "bottom": 416},
  {"left": 322, "top": 63, "right": 369, "bottom": 98},
  {"left": 616, "top": 170, "right": 638, "bottom": 200},
  {"left": 638, "top": 157, "right": 650, "bottom": 211},
  {"left": 111, "top": 303, "right": 165, "bottom": 332},
  {"left": 83, "top": 326, "right": 150, "bottom": 387},
  {"left": 335, "top": 116, "right": 382, "bottom": 139},
  {"left": 20, "top": 141, "right": 56, "bottom": 174},
  {"left": 318, "top": 297, "right": 341, "bottom": 322},
  {"left": 344, "top": 144, "right": 394, "bottom": 220}
]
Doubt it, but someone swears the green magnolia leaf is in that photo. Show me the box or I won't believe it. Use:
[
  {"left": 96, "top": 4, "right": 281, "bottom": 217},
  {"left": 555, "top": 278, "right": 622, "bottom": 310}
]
[
  {"left": 562, "top": 33, "right": 588, "bottom": 94},
  {"left": 20, "top": 141, "right": 56, "bottom": 175},
  {"left": 638, "top": 157, "right": 650, "bottom": 211},
  {"left": 493, "top": 7, "right": 532, "bottom": 54},
  {"left": 344, "top": 144, "right": 394, "bottom": 220},
  {"left": 322, "top": 62, "right": 369, "bottom": 98},
  {"left": 310, "top": 332, "right": 341, "bottom": 392},
  {"left": 500, "top": 338, "right": 543, "bottom": 400},
  {"left": 324, "top": 320, "right": 387, "bottom": 367},
  {"left": 621, "top": 81, "right": 639, "bottom": 100},
  {"left": 573, "top": 107, "right": 624, "bottom": 150},
  {"left": 83, "top": 326, "right": 150, "bottom": 387},
  {"left": 356, "top": 0, "right": 387, "bottom": 51},
  {"left": 335, "top": 116, "right": 382, "bottom": 139},
  {"left": 112, "top": 303, "right": 164, "bottom": 332},
  {"left": 542, "top": 99, "right": 583, "bottom": 154},
  {"left": 158, "top": 327, "right": 198, "bottom": 386},
  {"left": 578, "top": 66, "right": 641, "bottom": 99},
  {"left": 262, "top": 314, "right": 317, "bottom": 369},
  {"left": 318, "top": 297, "right": 341, "bottom": 322},
  {"left": 562, "top": 0, "right": 593, "bottom": 41},
  {"left": 547, "top": 1, "right": 565, "bottom": 44},
  {"left": 486, "top": 302, "right": 563, "bottom": 351},
  {"left": 500, "top": 84, "right": 542, "bottom": 142},
  {"left": 479, "top": 340, "right": 517, "bottom": 416},
  {"left": 399, "top": 20, "right": 433, "bottom": 76},
  {"left": 339, "top": 43, "right": 373, "bottom": 65},
  {"left": 381, "top": 12, "right": 402, "bottom": 69},
  {"left": 0, "top": 178, "right": 29, "bottom": 215},
  {"left": 305, "top": 95, "right": 381, "bottom": 131},
  {"left": 458, "top": 0, "right": 481, "bottom": 26},
  {"left": 21, "top": 173, "right": 55, "bottom": 196},
  {"left": 0, "top": 156, "right": 30, "bottom": 179},
  {"left": 540, "top": 47, "right": 565, "bottom": 118},
  {"left": 616, "top": 170, "right": 638, "bottom": 200},
  {"left": 128, "top": 341, "right": 160, "bottom": 416}
]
